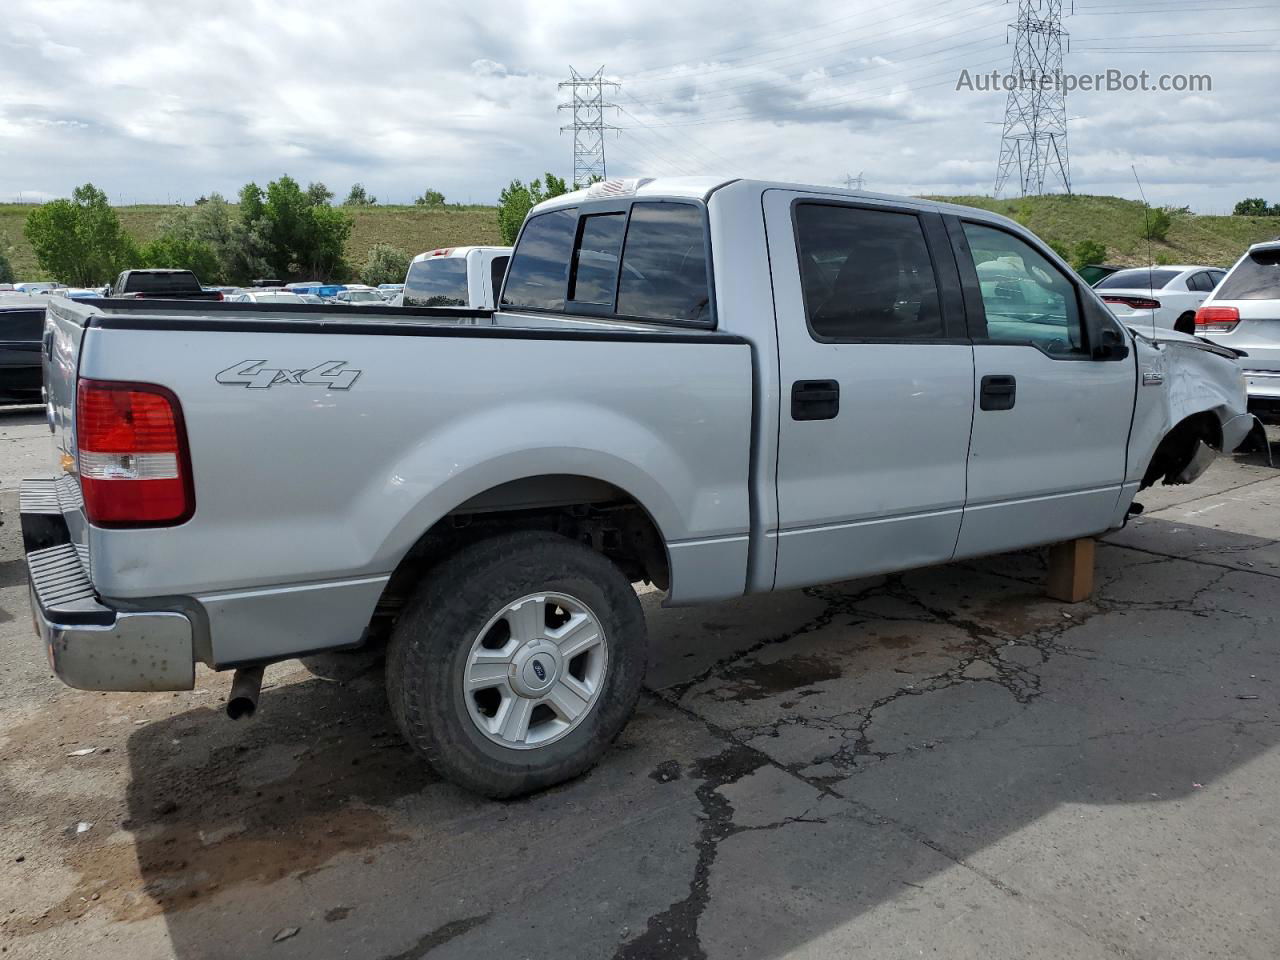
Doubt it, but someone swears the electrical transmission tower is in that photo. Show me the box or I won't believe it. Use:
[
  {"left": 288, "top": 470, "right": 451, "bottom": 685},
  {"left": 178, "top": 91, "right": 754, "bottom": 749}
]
[
  {"left": 994, "top": 0, "right": 1072, "bottom": 197},
  {"left": 559, "top": 67, "right": 620, "bottom": 188},
  {"left": 844, "top": 172, "right": 866, "bottom": 191}
]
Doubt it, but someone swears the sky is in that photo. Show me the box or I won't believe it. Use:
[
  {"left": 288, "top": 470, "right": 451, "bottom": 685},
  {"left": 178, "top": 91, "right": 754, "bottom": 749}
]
[{"left": 1, "top": 0, "right": 1277, "bottom": 212}]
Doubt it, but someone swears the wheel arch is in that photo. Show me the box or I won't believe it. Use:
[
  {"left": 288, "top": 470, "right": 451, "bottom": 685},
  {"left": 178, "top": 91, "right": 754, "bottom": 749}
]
[
  {"left": 1140, "top": 410, "right": 1224, "bottom": 490},
  {"left": 365, "top": 470, "right": 674, "bottom": 645}
]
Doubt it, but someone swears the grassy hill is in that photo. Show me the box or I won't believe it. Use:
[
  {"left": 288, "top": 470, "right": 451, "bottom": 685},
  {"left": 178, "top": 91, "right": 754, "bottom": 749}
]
[
  {"left": 4, "top": 194, "right": 1278, "bottom": 281},
  {"left": 930, "top": 194, "right": 1279, "bottom": 268},
  {"left": 0, "top": 203, "right": 504, "bottom": 281}
]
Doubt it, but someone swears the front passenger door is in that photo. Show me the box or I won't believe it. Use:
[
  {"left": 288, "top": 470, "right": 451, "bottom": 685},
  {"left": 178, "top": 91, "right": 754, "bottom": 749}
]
[{"left": 950, "top": 219, "right": 1136, "bottom": 558}]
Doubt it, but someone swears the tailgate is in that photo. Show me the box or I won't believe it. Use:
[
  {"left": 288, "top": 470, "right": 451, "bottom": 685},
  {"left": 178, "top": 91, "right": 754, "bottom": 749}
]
[{"left": 42, "top": 299, "right": 93, "bottom": 571}]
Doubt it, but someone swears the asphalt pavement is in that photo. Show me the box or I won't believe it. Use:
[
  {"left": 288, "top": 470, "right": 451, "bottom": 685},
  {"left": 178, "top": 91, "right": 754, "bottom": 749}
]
[{"left": 2, "top": 405, "right": 1278, "bottom": 960}]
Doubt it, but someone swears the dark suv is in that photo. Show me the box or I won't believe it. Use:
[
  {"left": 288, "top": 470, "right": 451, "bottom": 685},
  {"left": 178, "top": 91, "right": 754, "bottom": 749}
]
[{"left": 0, "top": 301, "right": 43, "bottom": 404}]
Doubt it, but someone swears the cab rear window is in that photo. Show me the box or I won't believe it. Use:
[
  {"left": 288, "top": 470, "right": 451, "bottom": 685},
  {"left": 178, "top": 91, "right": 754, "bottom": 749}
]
[
  {"left": 403, "top": 258, "right": 469, "bottom": 307},
  {"left": 0, "top": 309, "right": 43, "bottom": 342},
  {"left": 1218, "top": 249, "right": 1280, "bottom": 301},
  {"left": 503, "top": 202, "right": 711, "bottom": 324}
]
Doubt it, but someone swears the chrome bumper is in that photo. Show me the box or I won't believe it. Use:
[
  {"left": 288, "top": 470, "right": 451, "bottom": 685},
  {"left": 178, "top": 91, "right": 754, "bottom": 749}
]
[
  {"left": 1243, "top": 370, "right": 1280, "bottom": 401},
  {"left": 23, "top": 479, "right": 195, "bottom": 692}
]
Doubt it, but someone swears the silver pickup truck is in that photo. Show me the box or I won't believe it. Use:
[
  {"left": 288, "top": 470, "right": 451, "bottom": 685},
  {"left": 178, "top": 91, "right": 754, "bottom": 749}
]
[{"left": 22, "top": 177, "right": 1251, "bottom": 797}]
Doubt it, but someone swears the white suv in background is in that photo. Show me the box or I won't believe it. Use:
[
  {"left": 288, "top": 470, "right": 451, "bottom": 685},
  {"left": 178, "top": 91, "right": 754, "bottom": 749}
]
[
  {"left": 396, "top": 245, "right": 512, "bottom": 309},
  {"left": 1096, "top": 265, "right": 1227, "bottom": 335},
  {"left": 1197, "top": 241, "right": 1280, "bottom": 423}
]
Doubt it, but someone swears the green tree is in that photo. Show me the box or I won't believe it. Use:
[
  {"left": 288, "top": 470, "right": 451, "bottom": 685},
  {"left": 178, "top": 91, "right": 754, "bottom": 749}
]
[
  {"left": 359, "top": 243, "right": 411, "bottom": 286},
  {"left": 138, "top": 208, "right": 222, "bottom": 282},
  {"left": 0, "top": 234, "right": 14, "bottom": 284},
  {"left": 1045, "top": 236, "right": 1070, "bottom": 262},
  {"left": 229, "top": 176, "right": 352, "bottom": 281},
  {"left": 496, "top": 173, "right": 570, "bottom": 245},
  {"left": 299, "top": 204, "right": 352, "bottom": 280},
  {"left": 24, "top": 184, "right": 138, "bottom": 285},
  {"left": 306, "top": 182, "right": 335, "bottom": 206},
  {"left": 343, "top": 183, "right": 376, "bottom": 206},
  {"left": 190, "top": 193, "right": 238, "bottom": 277},
  {"left": 1144, "top": 208, "right": 1172, "bottom": 243},
  {"left": 415, "top": 188, "right": 446, "bottom": 207},
  {"left": 1233, "top": 198, "right": 1271, "bottom": 217},
  {"left": 1072, "top": 239, "right": 1108, "bottom": 271}
]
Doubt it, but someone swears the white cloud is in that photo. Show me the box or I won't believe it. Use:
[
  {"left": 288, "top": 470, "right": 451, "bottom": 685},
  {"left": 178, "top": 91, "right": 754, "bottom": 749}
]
[{"left": 0, "top": 0, "right": 1277, "bottom": 209}]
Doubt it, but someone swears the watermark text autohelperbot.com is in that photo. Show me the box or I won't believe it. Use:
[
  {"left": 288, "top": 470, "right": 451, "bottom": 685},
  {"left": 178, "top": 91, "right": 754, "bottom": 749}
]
[{"left": 957, "top": 69, "right": 1212, "bottom": 94}]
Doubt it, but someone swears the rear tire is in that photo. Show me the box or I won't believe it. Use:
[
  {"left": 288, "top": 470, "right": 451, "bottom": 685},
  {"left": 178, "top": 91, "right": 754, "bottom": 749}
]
[
  {"left": 385, "top": 530, "right": 647, "bottom": 798},
  {"left": 1174, "top": 311, "right": 1197, "bottom": 335},
  {"left": 298, "top": 647, "right": 384, "bottom": 681}
]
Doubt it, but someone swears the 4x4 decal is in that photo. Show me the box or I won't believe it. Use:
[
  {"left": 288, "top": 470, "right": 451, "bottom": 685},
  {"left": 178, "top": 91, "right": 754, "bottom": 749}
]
[{"left": 216, "top": 360, "right": 362, "bottom": 390}]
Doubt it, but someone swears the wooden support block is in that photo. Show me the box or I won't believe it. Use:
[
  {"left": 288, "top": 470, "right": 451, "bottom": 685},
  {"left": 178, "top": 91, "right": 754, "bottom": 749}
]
[{"left": 1046, "top": 537, "right": 1095, "bottom": 603}]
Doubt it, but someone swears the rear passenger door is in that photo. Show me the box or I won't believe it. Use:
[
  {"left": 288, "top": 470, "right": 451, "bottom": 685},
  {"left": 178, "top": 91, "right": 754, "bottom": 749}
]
[
  {"left": 765, "top": 192, "right": 976, "bottom": 590},
  {"left": 947, "top": 218, "right": 1135, "bottom": 558}
]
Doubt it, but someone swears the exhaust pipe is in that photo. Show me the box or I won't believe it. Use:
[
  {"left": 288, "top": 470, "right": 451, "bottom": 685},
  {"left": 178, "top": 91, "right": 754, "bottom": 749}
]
[{"left": 226, "top": 666, "right": 265, "bottom": 719}]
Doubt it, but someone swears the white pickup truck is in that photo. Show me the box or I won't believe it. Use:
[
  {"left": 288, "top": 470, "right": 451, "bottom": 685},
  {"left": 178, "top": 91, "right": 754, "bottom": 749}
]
[
  {"left": 22, "top": 177, "right": 1250, "bottom": 797},
  {"left": 394, "top": 245, "right": 512, "bottom": 309}
]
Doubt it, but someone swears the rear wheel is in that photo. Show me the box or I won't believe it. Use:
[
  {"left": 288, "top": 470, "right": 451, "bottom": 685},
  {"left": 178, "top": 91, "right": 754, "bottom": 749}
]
[
  {"left": 385, "top": 531, "right": 647, "bottom": 798},
  {"left": 1174, "top": 311, "right": 1197, "bottom": 335}
]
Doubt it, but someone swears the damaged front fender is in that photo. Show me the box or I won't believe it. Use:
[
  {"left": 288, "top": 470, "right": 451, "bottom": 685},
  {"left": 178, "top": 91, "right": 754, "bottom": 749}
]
[{"left": 1128, "top": 332, "right": 1251, "bottom": 491}]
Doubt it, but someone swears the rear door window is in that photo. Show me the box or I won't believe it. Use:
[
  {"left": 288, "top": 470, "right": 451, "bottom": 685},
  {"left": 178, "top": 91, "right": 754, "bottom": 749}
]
[
  {"left": 794, "top": 203, "right": 943, "bottom": 340},
  {"left": 616, "top": 203, "right": 710, "bottom": 323},
  {"left": 1218, "top": 249, "right": 1280, "bottom": 300},
  {"left": 403, "top": 258, "right": 469, "bottom": 307},
  {"left": 501, "top": 208, "right": 578, "bottom": 311}
]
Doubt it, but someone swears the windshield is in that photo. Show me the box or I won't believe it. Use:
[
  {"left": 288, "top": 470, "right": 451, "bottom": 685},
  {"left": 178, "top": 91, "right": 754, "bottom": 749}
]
[
  {"left": 253, "top": 292, "right": 304, "bottom": 303},
  {"left": 345, "top": 291, "right": 382, "bottom": 301},
  {"left": 1096, "top": 269, "right": 1181, "bottom": 291}
]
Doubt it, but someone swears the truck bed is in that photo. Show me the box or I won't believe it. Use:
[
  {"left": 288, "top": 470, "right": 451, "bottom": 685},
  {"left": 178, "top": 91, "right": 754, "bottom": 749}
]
[{"left": 41, "top": 296, "right": 755, "bottom": 668}]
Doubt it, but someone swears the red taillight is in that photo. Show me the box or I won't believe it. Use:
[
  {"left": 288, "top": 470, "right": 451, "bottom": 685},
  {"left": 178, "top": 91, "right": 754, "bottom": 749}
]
[
  {"left": 75, "top": 379, "right": 194, "bottom": 527},
  {"left": 429, "top": 248, "right": 454, "bottom": 257},
  {"left": 1195, "top": 305, "right": 1240, "bottom": 334},
  {"left": 1102, "top": 295, "right": 1162, "bottom": 311}
]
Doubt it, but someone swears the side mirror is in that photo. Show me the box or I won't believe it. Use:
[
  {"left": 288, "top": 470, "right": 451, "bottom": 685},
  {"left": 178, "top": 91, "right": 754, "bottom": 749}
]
[{"left": 1092, "top": 324, "right": 1130, "bottom": 361}]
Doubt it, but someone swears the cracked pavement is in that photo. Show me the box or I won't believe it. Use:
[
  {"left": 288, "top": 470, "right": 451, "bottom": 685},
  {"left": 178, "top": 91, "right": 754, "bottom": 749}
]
[{"left": 2, "top": 406, "right": 1279, "bottom": 960}]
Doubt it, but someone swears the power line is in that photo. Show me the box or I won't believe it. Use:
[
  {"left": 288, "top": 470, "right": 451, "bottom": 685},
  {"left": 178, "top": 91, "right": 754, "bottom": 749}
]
[
  {"left": 620, "top": 52, "right": 1014, "bottom": 128},
  {"left": 616, "top": 94, "right": 739, "bottom": 171},
  {"left": 558, "top": 67, "right": 620, "bottom": 187},
  {"left": 625, "top": 31, "right": 1004, "bottom": 110},
  {"left": 994, "top": 0, "right": 1072, "bottom": 197},
  {"left": 627, "top": 0, "right": 998, "bottom": 87}
]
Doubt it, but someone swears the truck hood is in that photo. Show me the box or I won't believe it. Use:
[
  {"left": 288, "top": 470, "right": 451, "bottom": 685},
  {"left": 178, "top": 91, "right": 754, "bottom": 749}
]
[{"left": 1128, "top": 324, "right": 1246, "bottom": 361}]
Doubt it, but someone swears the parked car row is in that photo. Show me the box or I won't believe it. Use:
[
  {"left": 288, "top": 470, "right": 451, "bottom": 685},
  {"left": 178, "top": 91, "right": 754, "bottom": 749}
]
[{"left": 1081, "top": 243, "right": 1280, "bottom": 426}]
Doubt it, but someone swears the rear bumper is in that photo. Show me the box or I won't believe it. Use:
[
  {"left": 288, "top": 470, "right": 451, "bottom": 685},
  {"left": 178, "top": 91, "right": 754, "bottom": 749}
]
[
  {"left": 1243, "top": 372, "right": 1280, "bottom": 421},
  {"left": 22, "top": 479, "right": 195, "bottom": 691}
]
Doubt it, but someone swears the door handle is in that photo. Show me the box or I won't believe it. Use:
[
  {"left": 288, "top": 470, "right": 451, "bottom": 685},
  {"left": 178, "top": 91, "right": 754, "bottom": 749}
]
[
  {"left": 791, "top": 379, "right": 840, "bottom": 421},
  {"left": 980, "top": 374, "right": 1017, "bottom": 411}
]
